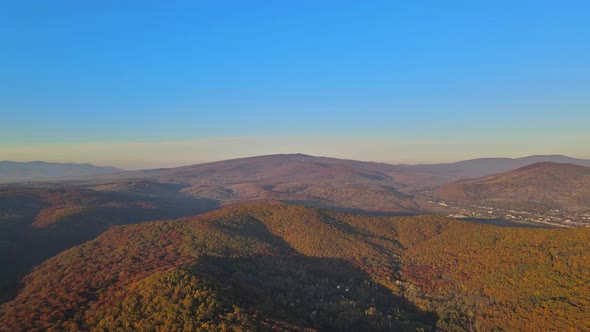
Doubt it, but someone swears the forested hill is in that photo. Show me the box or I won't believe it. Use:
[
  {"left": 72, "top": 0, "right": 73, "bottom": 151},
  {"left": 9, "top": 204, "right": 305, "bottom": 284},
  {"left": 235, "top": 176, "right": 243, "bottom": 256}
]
[
  {"left": 1, "top": 204, "right": 589, "bottom": 331},
  {"left": 435, "top": 162, "right": 590, "bottom": 212}
]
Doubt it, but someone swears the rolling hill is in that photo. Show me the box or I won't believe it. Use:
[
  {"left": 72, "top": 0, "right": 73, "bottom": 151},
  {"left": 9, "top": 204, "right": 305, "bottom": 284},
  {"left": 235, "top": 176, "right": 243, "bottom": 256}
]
[
  {"left": 434, "top": 162, "right": 590, "bottom": 213},
  {"left": 0, "top": 161, "right": 124, "bottom": 182},
  {"left": 1, "top": 203, "right": 588, "bottom": 331}
]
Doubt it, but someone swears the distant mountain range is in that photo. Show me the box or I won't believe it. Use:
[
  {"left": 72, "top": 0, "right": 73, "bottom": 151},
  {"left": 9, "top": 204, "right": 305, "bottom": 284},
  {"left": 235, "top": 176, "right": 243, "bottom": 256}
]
[
  {"left": 0, "top": 161, "right": 124, "bottom": 182},
  {"left": 3, "top": 154, "right": 590, "bottom": 216},
  {"left": 98, "top": 154, "right": 590, "bottom": 213},
  {"left": 3, "top": 154, "right": 590, "bottom": 184},
  {"left": 435, "top": 162, "right": 590, "bottom": 212},
  {"left": 114, "top": 153, "right": 590, "bottom": 182},
  {"left": 398, "top": 155, "right": 590, "bottom": 180}
]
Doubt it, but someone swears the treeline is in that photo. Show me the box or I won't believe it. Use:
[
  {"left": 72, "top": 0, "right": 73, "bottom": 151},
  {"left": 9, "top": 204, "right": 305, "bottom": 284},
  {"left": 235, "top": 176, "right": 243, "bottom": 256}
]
[{"left": 400, "top": 221, "right": 590, "bottom": 331}]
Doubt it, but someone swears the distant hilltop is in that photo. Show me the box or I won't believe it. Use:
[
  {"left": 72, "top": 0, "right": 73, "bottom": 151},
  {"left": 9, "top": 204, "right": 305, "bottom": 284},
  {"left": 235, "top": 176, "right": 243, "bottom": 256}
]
[
  {"left": 0, "top": 161, "right": 125, "bottom": 182},
  {"left": 434, "top": 162, "right": 590, "bottom": 213},
  {"left": 397, "top": 154, "right": 590, "bottom": 180}
]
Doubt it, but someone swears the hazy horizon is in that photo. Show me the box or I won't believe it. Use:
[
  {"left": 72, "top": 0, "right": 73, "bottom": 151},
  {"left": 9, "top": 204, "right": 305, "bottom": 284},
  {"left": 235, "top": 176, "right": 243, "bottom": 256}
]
[
  {"left": 2, "top": 136, "right": 589, "bottom": 170},
  {"left": 1, "top": 2, "right": 588, "bottom": 169}
]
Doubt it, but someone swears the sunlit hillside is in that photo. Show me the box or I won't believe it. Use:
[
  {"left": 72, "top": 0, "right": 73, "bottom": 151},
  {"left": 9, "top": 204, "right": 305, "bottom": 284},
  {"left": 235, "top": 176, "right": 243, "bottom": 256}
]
[{"left": 1, "top": 204, "right": 588, "bottom": 331}]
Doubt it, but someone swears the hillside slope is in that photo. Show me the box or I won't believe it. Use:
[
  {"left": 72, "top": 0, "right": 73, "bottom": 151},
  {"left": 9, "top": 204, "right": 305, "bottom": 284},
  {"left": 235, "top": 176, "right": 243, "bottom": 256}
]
[
  {"left": 0, "top": 185, "right": 217, "bottom": 302},
  {"left": 434, "top": 162, "right": 590, "bottom": 213},
  {"left": 1, "top": 204, "right": 589, "bottom": 331}
]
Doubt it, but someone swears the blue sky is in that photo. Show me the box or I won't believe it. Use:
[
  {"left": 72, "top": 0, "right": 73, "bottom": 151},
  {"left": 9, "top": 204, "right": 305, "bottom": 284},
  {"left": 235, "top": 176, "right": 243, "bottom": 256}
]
[{"left": 1, "top": 1, "right": 589, "bottom": 168}]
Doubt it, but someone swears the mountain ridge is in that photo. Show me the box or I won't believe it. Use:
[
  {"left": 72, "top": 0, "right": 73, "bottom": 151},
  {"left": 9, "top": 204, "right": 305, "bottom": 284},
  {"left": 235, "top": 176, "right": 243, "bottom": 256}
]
[
  {"left": 398, "top": 154, "right": 590, "bottom": 179},
  {"left": 0, "top": 161, "right": 124, "bottom": 183},
  {"left": 5, "top": 153, "right": 590, "bottom": 185},
  {"left": 84, "top": 153, "right": 422, "bottom": 214}
]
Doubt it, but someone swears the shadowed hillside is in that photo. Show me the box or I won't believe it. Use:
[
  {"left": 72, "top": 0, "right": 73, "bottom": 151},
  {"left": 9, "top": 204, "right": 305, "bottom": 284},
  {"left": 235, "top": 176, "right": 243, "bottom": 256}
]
[
  {"left": 0, "top": 186, "right": 218, "bottom": 302},
  {"left": 1, "top": 204, "right": 588, "bottom": 331}
]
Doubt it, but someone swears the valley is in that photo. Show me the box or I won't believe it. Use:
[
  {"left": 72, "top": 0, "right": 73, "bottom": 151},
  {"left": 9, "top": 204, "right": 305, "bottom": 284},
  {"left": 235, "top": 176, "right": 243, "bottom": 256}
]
[{"left": 422, "top": 198, "right": 590, "bottom": 228}]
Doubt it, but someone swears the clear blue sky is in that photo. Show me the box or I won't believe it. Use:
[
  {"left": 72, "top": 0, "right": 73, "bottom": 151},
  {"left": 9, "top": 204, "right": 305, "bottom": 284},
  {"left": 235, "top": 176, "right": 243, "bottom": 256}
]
[{"left": 1, "top": 1, "right": 589, "bottom": 168}]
